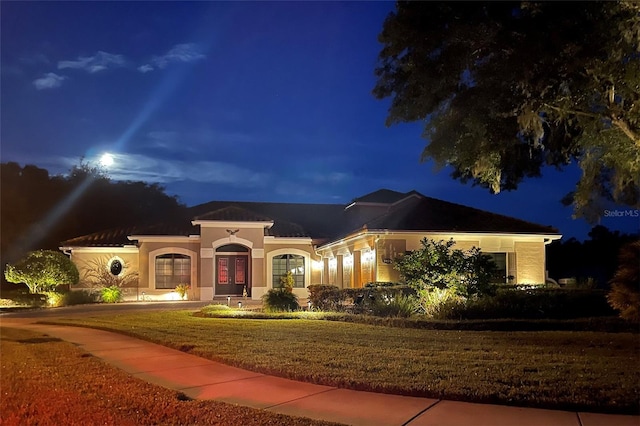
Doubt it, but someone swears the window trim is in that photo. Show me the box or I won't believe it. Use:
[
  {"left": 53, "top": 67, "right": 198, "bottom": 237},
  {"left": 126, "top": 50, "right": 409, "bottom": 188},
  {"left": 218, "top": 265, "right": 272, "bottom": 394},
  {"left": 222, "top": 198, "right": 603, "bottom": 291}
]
[
  {"left": 266, "top": 248, "right": 310, "bottom": 289},
  {"left": 149, "top": 247, "right": 198, "bottom": 290},
  {"left": 484, "top": 252, "right": 510, "bottom": 284},
  {"left": 272, "top": 253, "right": 305, "bottom": 288}
]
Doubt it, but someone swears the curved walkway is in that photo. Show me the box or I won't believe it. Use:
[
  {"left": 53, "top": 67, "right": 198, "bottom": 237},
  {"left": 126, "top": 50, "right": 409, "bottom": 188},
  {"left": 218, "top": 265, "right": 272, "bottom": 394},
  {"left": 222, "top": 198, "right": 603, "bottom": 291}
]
[{"left": 2, "top": 318, "right": 638, "bottom": 426}]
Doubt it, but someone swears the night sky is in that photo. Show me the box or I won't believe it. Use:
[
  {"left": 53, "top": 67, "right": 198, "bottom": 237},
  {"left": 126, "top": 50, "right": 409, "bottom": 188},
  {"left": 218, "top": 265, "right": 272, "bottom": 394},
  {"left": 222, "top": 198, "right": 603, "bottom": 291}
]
[{"left": 1, "top": 1, "right": 638, "bottom": 240}]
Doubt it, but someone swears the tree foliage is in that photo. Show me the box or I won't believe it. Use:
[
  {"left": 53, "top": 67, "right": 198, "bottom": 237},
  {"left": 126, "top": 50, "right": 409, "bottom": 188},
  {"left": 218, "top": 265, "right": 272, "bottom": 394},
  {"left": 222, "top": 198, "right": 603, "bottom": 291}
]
[
  {"left": 1, "top": 162, "right": 187, "bottom": 272},
  {"left": 607, "top": 240, "right": 640, "bottom": 321},
  {"left": 4, "top": 250, "right": 79, "bottom": 293},
  {"left": 374, "top": 1, "right": 640, "bottom": 221},
  {"left": 546, "top": 225, "right": 638, "bottom": 285},
  {"left": 394, "top": 238, "right": 496, "bottom": 297}
]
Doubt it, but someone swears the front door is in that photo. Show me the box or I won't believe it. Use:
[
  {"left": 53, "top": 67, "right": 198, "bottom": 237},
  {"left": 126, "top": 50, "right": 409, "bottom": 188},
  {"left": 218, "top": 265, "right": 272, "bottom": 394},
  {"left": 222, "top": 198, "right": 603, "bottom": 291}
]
[{"left": 215, "top": 255, "right": 249, "bottom": 296}]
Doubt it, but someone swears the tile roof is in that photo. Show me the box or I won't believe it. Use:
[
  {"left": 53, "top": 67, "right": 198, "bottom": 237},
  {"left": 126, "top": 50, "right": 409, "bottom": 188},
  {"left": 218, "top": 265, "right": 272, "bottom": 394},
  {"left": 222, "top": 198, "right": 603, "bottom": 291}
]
[
  {"left": 189, "top": 201, "right": 345, "bottom": 239},
  {"left": 61, "top": 189, "right": 559, "bottom": 247},
  {"left": 363, "top": 195, "right": 558, "bottom": 234},
  {"left": 61, "top": 222, "right": 199, "bottom": 247},
  {"left": 194, "top": 206, "right": 274, "bottom": 222},
  {"left": 350, "top": 189, "right": 410, "bottom": 204}
]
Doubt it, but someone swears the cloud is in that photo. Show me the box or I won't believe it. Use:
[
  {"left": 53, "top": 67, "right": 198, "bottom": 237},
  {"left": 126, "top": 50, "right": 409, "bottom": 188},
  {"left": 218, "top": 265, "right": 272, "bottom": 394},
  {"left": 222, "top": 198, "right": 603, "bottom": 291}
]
[
  {"left": 146, "top": 131, "right": 180, "bottom": 149},
  {"left": 138, "top": 43, "right": 206, "bottom": 72},
  {"left": 137, "top": 64, "right": 154, "bottom": 73},
  {"left": 79, "top": 153, "right": 269, "bottom": 187},
  {"left": 58, "top": 51, "right": 125, "bottom": 73},
  {"left": 33, "top": 73, "right": 67, "bottom": 90}
]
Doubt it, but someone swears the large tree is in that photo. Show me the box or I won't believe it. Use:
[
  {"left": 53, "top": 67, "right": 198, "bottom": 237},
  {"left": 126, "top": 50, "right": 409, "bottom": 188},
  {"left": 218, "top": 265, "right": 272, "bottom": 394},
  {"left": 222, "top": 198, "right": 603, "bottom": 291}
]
[
  {"left": 373, "top": 1, "right": 640, "bottom": 221},
  {"left": 1, "top": 162, "right": 187, "bottom": 269}
]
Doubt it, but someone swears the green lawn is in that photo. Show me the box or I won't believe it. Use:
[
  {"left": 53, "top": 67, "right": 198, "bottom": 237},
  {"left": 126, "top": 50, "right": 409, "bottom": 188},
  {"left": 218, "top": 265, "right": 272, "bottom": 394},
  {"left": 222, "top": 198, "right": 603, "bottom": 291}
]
[
  {"left": 0, "top": 327, "right": 338, "bottom": 426},
  {"left": 48, "top": 310, "right": 640, "bottom": 414}
]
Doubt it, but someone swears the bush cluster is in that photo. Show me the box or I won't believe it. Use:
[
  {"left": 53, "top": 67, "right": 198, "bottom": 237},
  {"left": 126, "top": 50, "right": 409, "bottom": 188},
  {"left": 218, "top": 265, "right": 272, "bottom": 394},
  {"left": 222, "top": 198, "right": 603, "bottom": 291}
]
[
  {"left": 1, "top": 289, "right": 98, "bottom": 308},
  {"left": 100, "top": 286, "right": 122, "bottom": 303},
  {"left": 441, "top": 288, "right": 615, "bottom": 320},
  {"left": 262, "top": 288, "right": 299, "bottom": 312},
  {"left": 308, "top": 284, "right": 615, "bottom": 321},
  {"left": 307, "top": 283, "right": 416, "bottom": 317}
]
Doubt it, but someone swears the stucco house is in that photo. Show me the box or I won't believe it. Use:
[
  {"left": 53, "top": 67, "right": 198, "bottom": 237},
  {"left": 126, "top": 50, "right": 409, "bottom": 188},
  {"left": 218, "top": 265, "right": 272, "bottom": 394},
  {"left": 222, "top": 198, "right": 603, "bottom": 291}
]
[{"left": 60, "top": 189, "right": 561, "bottom": 301}]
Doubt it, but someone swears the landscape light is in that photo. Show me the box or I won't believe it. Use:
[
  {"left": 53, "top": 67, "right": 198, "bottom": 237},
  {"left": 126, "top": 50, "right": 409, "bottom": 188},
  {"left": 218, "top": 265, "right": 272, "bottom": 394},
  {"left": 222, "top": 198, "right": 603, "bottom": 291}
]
[
  {"left": 238, "top": 301, "right": 242, "bottom": 308},
  {"left": 227, "top": 296, "right": 231, "bottom": 306}
]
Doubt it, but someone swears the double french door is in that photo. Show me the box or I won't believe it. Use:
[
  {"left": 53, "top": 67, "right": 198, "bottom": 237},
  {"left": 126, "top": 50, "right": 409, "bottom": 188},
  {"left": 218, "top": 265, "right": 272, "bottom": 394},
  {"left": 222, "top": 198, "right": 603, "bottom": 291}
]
[{"left": 215, "top": 255, "right": 249, "bottom": 296}]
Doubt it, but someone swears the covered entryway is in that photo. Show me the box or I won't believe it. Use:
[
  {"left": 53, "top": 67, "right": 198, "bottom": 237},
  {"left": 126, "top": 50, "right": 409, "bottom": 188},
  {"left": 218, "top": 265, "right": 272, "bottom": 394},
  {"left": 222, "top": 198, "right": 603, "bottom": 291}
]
[{"left": 215, "top": 244, "right": 250, "bottom": 296}]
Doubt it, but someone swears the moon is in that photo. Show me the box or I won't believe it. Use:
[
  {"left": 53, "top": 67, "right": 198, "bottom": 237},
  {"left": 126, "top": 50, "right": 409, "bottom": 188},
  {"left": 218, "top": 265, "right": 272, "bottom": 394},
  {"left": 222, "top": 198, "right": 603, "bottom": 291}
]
[{"left": 100, "top": 153, "right": 114, "bottom": 167}]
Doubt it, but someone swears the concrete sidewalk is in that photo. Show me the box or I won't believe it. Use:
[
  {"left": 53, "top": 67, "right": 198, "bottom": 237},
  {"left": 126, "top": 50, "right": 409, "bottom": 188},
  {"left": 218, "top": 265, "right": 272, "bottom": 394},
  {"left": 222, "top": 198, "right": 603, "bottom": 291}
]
[{"left": 3, "top": 320, "right": 638, "bottom": 426}]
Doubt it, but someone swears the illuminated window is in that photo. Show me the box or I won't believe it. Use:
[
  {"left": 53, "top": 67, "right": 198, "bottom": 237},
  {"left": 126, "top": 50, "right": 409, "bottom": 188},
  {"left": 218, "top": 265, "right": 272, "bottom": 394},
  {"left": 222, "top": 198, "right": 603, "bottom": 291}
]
[
  {"left": 272, "top": 254, "right": 305, "bottom": 288},
  {"left": 155, "top": 254, "right": 191, "bottom": 289}
]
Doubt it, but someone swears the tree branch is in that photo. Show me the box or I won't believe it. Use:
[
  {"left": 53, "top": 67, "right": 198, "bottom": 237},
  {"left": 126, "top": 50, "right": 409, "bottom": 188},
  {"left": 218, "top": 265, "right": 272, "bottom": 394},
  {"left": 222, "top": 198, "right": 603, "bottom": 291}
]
[
  {"left": 542, "top": 103, "right": 640, "bottom": 147},
  {"left": 611, "top": 118, "right": 640, "bottom": 147}
]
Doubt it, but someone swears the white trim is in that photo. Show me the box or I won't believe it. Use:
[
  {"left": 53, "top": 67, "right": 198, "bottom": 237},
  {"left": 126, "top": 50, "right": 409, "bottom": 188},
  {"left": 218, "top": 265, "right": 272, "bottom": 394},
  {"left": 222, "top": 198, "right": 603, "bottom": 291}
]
[
  {"left": 192, "top": 220, "right": 274, "bottom": 229},
  {"left": 128, "top": 235, "right": 200, "bottom": 243},
  {"left": 252, "top": 248, "right": 264, "bottom": 259},
  {"left": 149, "top": 247, "right": 198, "bottom": 291},
  {"left": 59, "top": 246, "right": 139, "bottom": 254},
  {"left": 317, "top": 230, "right": 561, "bottom": 251},
  {"left": 266, "top": 248, "right": 311, "bottom": 289},
  {"left": 216, "top": 251, "right": 250, "bottom": 255},
  {"left": 201, "top": 248, "right": 214, "bottom": 259},
  {"left": 106, "top": 256, "right": 126, "bottom": 276},
  {"left": 211, "top": 236, "right": 254, "bottom": 250},
  {"left": 264, "top": 236, "right": 313, "bottom": 244}
]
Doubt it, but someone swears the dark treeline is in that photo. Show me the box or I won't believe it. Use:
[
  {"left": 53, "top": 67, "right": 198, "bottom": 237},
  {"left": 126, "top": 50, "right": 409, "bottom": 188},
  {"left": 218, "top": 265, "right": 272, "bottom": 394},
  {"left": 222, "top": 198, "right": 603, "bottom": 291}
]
[
  {"left": 1, "top": 162, "right": 187, "bottom": 270},
  {"left": 546, "top": 225, "right": 639, "bottom": 287}
]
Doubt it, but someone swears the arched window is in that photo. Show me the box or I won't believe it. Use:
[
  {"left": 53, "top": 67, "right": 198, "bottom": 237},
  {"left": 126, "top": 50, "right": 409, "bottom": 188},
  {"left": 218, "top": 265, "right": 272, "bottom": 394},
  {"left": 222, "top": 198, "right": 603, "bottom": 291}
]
[
  {"left": 272, "top": 254, "right": 305, "bottom": 288},
  {"left": 155, "top": 254, "right": 191, "bottom": 289}
]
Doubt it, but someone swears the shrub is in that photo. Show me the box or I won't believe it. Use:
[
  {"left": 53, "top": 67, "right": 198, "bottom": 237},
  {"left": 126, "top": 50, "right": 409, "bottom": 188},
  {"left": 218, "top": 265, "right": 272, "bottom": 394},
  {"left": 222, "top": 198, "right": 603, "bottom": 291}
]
[
  {"left": 63, "top": 290, "right": 97, "bottom": 306},
  {"left": 200, "top": 304, "right": 232, "bottom": 314},
  {"left": 394, "top": 238, "right": 496, "bottom": 298},
  {"left": 415, "top": 287, "right": 466, "bottom": 319},
  {"left": 100, "top": 286, "right": 122, "bottom": 303},
  {"left": 4, "top": 250, "right": 79, "bottom": 294},
  {"left": 363, "top": 281, "right": 398, "bottom": 288},
  {"left": 444, "top": 288, "right": 615, "bottom": 320},
  {"left": 307, "top": 285, "right": 344, "bottom": 311},
  {"left": 370, "top": 294, "right": 416, "bottom": 318},
  {"left": 175, "top": 284, "right": 190, "bottom": 300},
  {"left": 607, "top": 240, "right": 640, "bottom": 322},
  {"left": 262, "top": 289, "right": 299, "bottom": 312},
  {"left": 0, "top": 298, "right": 16, "bottom": 307},
  {"left": 279, "top": 271, "right": 295, "bottom": 292},
  {"left": 4, "top": 291, "right": 48, "bottom": 307},
  {"left": 43, "top": 291, "right": 65, "bottom": 307},
  {"left": 308, "top": 284, "right": 415, "bottom": 313}
]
